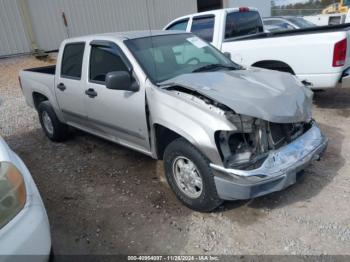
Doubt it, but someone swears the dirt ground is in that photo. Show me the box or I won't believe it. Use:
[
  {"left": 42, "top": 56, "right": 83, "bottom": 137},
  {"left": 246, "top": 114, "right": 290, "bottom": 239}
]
[{"left": 0, "top": 55, "right": 349, "bottom": 255}]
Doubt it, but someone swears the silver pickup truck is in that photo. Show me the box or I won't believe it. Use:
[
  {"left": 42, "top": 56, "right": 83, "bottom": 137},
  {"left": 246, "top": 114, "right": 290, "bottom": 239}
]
[{"left": 19, "top": 31, "right": 328, "bottom": 212}]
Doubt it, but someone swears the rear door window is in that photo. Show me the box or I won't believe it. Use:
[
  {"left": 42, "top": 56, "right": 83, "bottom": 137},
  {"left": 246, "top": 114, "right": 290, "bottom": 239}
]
[
  {"left": 191, "top": 16, "right": 215, "bottom": 42},
  {"left": 166, "top": 19, "right": 189, "bottom": 31},
  {"left": 61, "top": 43, "right": 85, "bottom": 79},
  {"left": 225, "top": 11, "right": 264, "bottom": 39}
]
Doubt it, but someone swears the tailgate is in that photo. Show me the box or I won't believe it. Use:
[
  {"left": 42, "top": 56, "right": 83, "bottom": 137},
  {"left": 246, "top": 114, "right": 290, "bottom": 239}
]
[
  {"left": 344, "top": 29, "right": 350, "bottom": 69},
  {"left": 339, "top": 30, "right": 350, "bottom": 88}
]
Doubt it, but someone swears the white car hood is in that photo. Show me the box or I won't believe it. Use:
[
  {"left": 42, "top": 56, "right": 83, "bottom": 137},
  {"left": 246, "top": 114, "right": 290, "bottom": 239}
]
[{"left": 161, "top": 68, "right": 313, "bottom": 123}]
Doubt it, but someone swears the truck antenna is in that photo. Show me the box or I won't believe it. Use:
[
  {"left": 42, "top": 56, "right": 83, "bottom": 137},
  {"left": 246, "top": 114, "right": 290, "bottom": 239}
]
[{"left": 145, "top": 0, "right": 158, "bottom": 83}]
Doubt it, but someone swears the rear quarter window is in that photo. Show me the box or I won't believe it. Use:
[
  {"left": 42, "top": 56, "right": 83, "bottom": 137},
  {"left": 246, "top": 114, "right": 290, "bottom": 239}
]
[
  {"left": 225, "top": 11, "right": 264, "bottom": 39},
  {"left": 191, "top": 16, "right": 215, "bottom": 42},
  {"left": 166, "top": 19, "right": 189, "bottom": 31},
  {"left": 61, "top": 43, "right": 85, "bottom": 79}
]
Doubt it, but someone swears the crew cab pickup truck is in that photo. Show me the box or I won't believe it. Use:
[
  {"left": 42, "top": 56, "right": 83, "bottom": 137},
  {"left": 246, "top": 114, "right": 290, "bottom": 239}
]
[
  {"left": 165, "top": 7, "right": 350, "bottom": 90},
  {"left": 19, "top": 31, "right": 327, "bottom": 212}
]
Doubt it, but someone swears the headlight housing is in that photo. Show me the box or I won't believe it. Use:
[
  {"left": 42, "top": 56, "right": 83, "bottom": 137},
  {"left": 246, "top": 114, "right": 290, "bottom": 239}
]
[{"left": 0, "top": 162, "right": 26, "bottom": 229}]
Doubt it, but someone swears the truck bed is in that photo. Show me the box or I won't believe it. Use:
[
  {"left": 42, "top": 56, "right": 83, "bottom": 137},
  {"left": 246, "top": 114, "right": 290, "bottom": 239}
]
[
  {"left": 20, "top": 65, "right": 56, "bottom": 109},
  {"left": 24, "top": 65, "right": 56, "bottom": 75},
  {"left": 225, "top": 23, "right": 350, "bottom": 42}
]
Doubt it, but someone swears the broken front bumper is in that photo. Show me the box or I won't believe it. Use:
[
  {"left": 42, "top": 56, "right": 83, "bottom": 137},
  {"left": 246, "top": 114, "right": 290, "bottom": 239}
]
[{"left": 210, "top": 123, "right": 328, "bottom": 200}]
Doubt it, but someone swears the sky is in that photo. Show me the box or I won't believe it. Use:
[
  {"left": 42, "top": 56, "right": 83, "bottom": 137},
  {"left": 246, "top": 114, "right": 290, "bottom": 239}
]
[{"left": 274, "top": 0, "right": 309, "bottom": 5}]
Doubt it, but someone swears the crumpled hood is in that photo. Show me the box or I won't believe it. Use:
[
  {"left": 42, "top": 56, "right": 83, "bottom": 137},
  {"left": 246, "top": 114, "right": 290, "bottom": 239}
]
[{"left": 160, "top": 68, "right": 313, "bottom": 123}]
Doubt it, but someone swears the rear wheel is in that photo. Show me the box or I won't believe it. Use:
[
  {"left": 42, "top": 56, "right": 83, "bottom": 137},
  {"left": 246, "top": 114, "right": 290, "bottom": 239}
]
[
  {"left": 38, "top": 101, "right": 69, "bottom": 142},
  {"left": 163, "top": 138, "right": 223, "bottom": 212}
]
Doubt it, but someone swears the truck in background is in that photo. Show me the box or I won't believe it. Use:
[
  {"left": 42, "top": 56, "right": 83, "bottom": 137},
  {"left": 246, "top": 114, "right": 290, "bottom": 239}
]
[
  {"left": 165, "top": 7, "right": 350, "bottom": 90},
  {"left": 303, "top": 13, "right": 346, "bottom": 26}
]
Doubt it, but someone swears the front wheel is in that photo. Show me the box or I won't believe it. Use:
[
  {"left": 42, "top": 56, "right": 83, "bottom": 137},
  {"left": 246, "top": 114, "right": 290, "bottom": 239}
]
[{"left": 163, "top": 138, "right": 223, "bottom": 212}]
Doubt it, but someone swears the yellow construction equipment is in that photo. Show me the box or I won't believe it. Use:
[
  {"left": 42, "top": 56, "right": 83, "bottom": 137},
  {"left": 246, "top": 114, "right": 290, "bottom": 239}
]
[{"left": 322, "top": 0, "right": 350, "bottom": 14}]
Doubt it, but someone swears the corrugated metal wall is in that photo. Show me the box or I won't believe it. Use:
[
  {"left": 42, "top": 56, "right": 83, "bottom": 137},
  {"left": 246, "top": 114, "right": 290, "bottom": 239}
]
[
  {"left": 0, "top": 0, "right": 31, "bottom": 57},
  {"left": 26, "top": 0, "right": 197, "bottom": 52}
]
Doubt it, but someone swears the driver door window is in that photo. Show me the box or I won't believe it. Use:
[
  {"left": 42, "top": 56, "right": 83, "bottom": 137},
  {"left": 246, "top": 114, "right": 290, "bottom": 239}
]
[{"left": 89, "top": 45, "right": 128, "bottom": 84}]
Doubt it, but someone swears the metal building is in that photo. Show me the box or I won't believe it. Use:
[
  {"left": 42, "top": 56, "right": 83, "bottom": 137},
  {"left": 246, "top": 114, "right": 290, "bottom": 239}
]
[
  {"left": 0, "top": 0, "right": 197, "bottom": 57},
  {"left": 0, "top": 0, "right": 32, "bottom": 57},
  {"left": 0, "top": 0, "right": 271, "bottom": 57}
]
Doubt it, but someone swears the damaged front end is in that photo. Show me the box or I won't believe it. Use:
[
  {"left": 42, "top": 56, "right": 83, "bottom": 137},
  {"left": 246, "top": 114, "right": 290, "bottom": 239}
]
[
  {"left": 160, "top": 70, "right": 327, "bottom": 200},
  {"left": 212, "top": 113, "right": 328, "bottom": 200},
  {"left": 216, "top": 113, "right": 312, "bottom": 171}
]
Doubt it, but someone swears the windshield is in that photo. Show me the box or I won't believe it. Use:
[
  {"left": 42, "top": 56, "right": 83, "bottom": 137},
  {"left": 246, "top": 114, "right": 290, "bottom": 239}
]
[
  {"left": 287, "top": 17, "right": 315, "bottom": 28},
  {"left": 125, "top": 34, "right": 240, "bottom": 84}
]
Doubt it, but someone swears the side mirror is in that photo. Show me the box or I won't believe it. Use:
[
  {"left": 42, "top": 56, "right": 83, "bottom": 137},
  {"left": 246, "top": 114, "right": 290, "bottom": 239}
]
[
  {"left": 223, "top": 52, "right": 231, "bottom": 60},
  {"left": 105, "top": 71, "right": 139, "bottom": 92}
]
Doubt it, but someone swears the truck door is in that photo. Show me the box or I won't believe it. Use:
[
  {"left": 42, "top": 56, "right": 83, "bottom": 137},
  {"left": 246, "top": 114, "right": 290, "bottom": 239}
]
[
  {"left": 84, "top": 41, "right": 150, "bottom": 153},
  {"left": 55, "top": 42, "right": 88, "bottom": 127}
]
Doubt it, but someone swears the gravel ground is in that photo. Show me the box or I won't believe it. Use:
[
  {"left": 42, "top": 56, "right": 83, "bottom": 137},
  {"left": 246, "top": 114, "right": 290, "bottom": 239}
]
[{"left": 0, "top": 55, "right": 350, "bottom": 255}]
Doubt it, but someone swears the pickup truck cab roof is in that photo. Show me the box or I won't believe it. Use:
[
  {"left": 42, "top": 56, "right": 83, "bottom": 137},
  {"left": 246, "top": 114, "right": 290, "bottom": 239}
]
[
  {"left": 63, "top": 30, "right": 184, "bottom": 43},
  {"left": 164, "top": 7, "right": 259, "bottom": 25}
]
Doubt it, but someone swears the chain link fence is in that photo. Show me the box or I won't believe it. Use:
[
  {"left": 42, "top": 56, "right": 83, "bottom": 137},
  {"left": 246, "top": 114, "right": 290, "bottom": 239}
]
[{"left": 272, "top": 9, "right": 324, "bottom": 16}]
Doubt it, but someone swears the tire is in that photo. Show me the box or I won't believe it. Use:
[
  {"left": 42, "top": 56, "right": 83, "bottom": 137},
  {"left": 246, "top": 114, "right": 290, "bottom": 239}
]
[
  {"left": 37, "top": 101, "right": 69, "bottom": 142},
  {"left": 163, "top": 138, "right": 223, "bottom": 212},
  {"left": 49, "top": 246, "right": 55, "bottom": 262}
]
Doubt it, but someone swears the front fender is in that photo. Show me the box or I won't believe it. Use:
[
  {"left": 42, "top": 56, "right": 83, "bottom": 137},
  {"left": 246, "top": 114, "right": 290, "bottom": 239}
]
[{"left": 147, "top": 86, "right": 234, "bottom": 165}]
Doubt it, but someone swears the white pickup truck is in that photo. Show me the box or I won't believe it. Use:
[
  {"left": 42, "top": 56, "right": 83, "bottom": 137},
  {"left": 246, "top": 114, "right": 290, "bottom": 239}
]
[
  {"left": 165, "top": 7, "right": 350, "bottom": 90},
  {"left": 19, "top": 31, "right": 327, "bottom": 212}
]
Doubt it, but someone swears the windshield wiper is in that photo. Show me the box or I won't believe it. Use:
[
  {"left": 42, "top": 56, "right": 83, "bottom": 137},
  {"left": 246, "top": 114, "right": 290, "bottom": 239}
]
[{"left": 192, "top": 64, "right": 238, "bottom": 73}]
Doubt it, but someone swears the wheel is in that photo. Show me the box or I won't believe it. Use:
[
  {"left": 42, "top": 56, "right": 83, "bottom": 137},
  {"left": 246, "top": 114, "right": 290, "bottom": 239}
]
[
  {"left": 49, "top": 246, "right": 55, "bottom": 262},
  {"left": 37, "top": 101, "right": 69, "bottom": 142},
  {"left": 163, "top": 138, "right": 223, "bottom": 212}
]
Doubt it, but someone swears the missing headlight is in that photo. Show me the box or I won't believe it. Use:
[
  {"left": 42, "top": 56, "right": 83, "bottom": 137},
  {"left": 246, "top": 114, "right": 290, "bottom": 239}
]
[
  {"left": 216, "top": 114, "right": 311, "bottom": 170},
  {"left": 216, "top": 130, "right": 268, "bottom": 170}
]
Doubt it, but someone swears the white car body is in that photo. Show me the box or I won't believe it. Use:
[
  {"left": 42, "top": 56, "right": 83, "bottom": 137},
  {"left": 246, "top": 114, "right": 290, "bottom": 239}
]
[
  {"left": 263, "top": 17, "right": 316, "bottom": 31},
  {"left": 0, "top": 137, "right": 51, "bottom": 261},
  {"left": 165, "top": 8, "right": 350, "bottom": 89},
  {"left": 264, "top": 24, "right": 286, "bottom": 33},
  {"left": 304, "top": 13, "right": 346, "bottom": 26}
]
